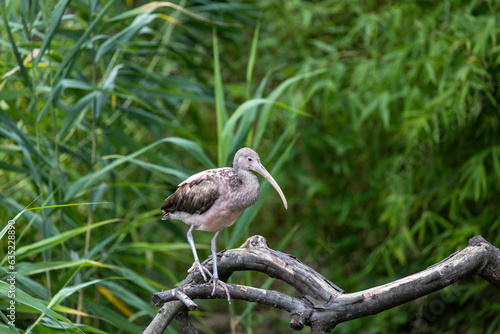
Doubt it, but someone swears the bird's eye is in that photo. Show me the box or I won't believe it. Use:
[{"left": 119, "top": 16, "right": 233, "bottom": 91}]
[{"left": 248, "top": 158, "right": 252, "bottom": 161}]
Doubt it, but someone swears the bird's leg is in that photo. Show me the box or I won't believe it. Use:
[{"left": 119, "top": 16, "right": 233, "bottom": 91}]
[
  {"left": 210, "top": 230, "right": 231, "bottom": 303},
  {"left": 186, "top": 225, "right": 212, "bottom": 282}
]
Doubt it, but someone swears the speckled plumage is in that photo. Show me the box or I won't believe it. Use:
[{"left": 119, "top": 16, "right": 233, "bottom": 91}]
[
  {"left": 160, "top": 147, "right": 287, "bottom": 302},
  {"left": 161, "top": 149, "right": 267, "bottom": 232}
]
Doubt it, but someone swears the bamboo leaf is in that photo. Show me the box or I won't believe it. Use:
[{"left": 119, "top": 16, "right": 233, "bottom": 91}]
[
  {"left": 246, "top": 23, "right": 260, "bottom": 100},
  {"left": 13, "top": 260, "right": 118, "bottom": 276},
  {"left": 220, "top": 98, "right": 272, "bottom": 164},
  {"left": 27, "top": 202, "right": 108, "bottom": 211},
  {"left": 58, "top": 91, "right": 98, "bottom": 138},
  {"left": 213, "top": 30, "right": 228, "bottom": 166},
  {"left": 14, "top": 219, "right": 119, "bottom": 259},
  {"left": 0, "top": 281, "right": 73, "bottom": 331},
  {"left": 492, "top": 146, "right": 500, "bottom": 181},
  {"left": 115, "top": 242, "right": 192, "bottom": 253},
  {"left": 32, "top": 0, "right": 70, "bottom": 69},
  {"left": 49, "top": 279, "right": 105, "bottom": 309},
  {"left": 102, "top": 156, "right": 189, "bottom": 181},
  {"left": 37, "top": 0, "right": 116, "bottom": 121},
  {"left": 1, "top": 1, "right": 31, "bottom": 88},
  {"left": 97, "top": 285, "right": 134, "bottom": 318},
  {"left": 64, "top": 137, "right": 214, "bottom": 200},
  {"left": 95, "top": 13, "right": 157, "bottom": 61},
  {"left": 95, "top": 64, "right": 123, "bottom": 118},
  {"left": 253, "top": 69, "right": 327, "bottom": 148},
  {"left": 0, "top": 89, "right": 31, "bottom": 100}
]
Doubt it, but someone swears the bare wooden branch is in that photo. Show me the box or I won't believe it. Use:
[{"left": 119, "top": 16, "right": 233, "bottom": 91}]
[
  {"left": 174, "top": 289, "right": 197, "bottom": 311},
  {"left": 175, "top": 307, "right": 198, "bottom": 334},
  {"left": 144, "top": 235, "right": 500, "bottom": 333},
  {"left": 153, "top": 283, "right": 307, "bottom": 312},
  {"left": 142, "top": 300, "right": 184, "bottom": 334}
]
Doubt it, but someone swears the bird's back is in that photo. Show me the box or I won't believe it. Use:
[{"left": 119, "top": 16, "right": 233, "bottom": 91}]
[
  {"left": 161, "top": 174, "right": 220, "bottom": 216},
  {"left": 162, "top": 167, "right": 246, "bottom": 213}
]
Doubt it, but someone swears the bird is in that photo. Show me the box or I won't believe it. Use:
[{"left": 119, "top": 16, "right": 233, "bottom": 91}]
[{"left": 161, "top": 147, "right": 288, "bottom": 303}]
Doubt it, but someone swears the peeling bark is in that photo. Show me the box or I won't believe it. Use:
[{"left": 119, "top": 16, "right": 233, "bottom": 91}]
[{"left": 143, "top": 235, "right": 500, "bottom": 334}]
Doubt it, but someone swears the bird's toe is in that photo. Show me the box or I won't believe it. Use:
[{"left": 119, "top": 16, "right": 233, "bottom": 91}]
[
  {"left": 188, "top": 261, "right": 212, "bottom": 282},
  {"left": 210, "top": 277, "right": 231, "bottom": 304}
]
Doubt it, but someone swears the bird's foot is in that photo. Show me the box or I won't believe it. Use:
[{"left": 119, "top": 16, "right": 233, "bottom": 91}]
[
  {"left": 188, "top": 260, "right": 213, "bottom": 282},
  {"left": 210, "top": 277, "right": 231, "bottom": 304}
]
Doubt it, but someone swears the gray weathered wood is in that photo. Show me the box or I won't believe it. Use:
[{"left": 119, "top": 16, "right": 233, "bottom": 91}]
[{"left": 143, "top": 235, "right": 500, "bottom": 333}]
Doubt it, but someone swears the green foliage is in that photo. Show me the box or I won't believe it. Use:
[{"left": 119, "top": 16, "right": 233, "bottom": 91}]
[{"left": 1, "top": 0, "right": 500, "bottom": 333}]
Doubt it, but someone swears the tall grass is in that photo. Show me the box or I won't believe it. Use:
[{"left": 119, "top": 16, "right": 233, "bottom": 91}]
[{"left": 0, "top": 1, "right": 315, "bottom": 333}]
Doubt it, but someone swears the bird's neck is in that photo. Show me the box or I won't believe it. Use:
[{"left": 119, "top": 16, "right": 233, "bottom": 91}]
[{"left": 233, "top": 169, "right": 260, "bottom": 209}]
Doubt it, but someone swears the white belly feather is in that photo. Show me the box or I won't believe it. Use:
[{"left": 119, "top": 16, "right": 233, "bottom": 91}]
[{"left": 168, "top": 198, "right": 245, "bottom": 232}]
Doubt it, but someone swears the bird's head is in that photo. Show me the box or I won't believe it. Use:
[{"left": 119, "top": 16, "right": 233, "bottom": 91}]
[
  {"left": 234, "top": 147, "right": 261, "bottom": 171},
  {"left": 234, "top": 148, "right": 288, "bottom": 209}
]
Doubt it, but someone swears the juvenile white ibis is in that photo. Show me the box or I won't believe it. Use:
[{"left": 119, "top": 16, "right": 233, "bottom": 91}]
[{"left": 161, "top": 147, "right": 287, "bottom": 302}]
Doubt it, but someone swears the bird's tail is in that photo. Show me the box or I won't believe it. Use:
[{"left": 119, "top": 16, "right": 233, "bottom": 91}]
[{"left": 161, "top": 211, "right": 170, "bottom": 220}]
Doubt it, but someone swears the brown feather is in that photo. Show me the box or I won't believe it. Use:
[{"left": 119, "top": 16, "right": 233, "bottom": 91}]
[{"left": 161, "top": 177, "right": 220, "bottom": 215}]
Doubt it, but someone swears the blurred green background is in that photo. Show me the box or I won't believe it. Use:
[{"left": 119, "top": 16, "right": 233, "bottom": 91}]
[{"left": 1, "top": 0, "right": 500, "bottom": 333}]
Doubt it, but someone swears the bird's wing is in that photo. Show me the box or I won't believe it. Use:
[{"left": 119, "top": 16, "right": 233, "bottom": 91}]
[
  {"left": 162, "top": 169, "right": 224, "bottom": 215},
  {"left": 178, "top": 168, "right": 226, "bottom": 186}
]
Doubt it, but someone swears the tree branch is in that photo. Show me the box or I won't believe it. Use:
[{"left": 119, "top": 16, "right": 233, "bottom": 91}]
[{"left": 144, "top": 235, "right": 500, "bottom": 333}]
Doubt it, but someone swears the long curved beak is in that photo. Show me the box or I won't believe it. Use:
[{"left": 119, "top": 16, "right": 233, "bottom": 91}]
[{"left": 252, "top": 163, "right": 288, "bottom": 209}]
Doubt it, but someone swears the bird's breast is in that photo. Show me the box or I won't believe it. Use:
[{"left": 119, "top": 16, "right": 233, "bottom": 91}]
[
  {"left": 228, "top": 184, "right": 260, "bottom": 210},
  {"left": 195, "top": 204, "right": 244, "bottom": 232}
]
